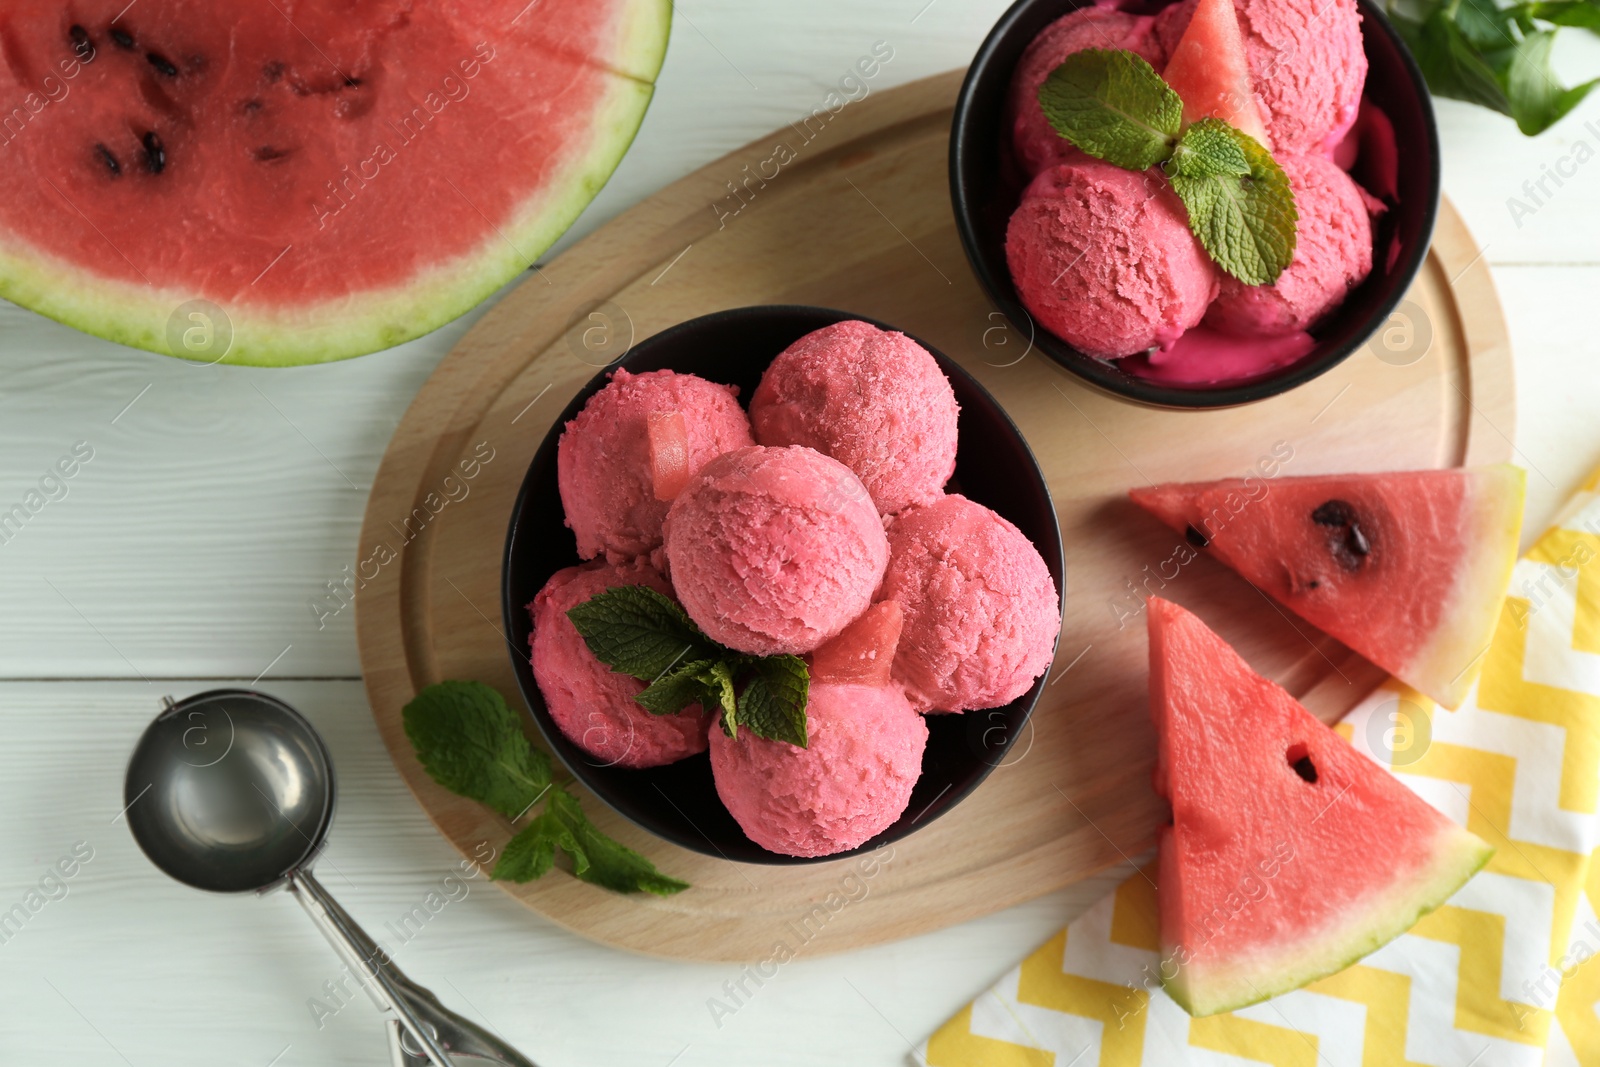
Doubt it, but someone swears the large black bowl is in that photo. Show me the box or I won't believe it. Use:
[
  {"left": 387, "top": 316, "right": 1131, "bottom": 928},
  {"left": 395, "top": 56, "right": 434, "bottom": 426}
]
[
  {"left": 502, "top": 305, "right": 1064, "bottom": 865},
  {"left": 950, "top": 0, "right": 1441, "bottom": 409}
]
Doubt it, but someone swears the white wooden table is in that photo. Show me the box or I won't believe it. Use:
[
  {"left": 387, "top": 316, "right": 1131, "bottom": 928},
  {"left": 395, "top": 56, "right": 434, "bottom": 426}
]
[{"left": 2, "top": 5, "right": 1597, "bottom": 1065}]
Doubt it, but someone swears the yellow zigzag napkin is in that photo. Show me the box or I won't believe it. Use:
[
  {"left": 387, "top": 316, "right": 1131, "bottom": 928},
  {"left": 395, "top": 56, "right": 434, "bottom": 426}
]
[{"left": 919, "top": 466, "right": 1600, "bottom": 1067}]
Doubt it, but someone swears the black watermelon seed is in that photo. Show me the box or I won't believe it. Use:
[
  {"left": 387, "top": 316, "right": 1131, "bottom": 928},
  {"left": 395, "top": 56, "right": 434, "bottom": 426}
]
[
  {"left": 253, "top": 145, "right": 289, "bottom": 162},
  {"left": 262, "top": 61, "right": 285, "bottom": 82},
  {"left": 146, "top": 51, "right": 178, "bottom": 77},
  {"left": 1308, "top": 579, "right": 1321, "bottom": 590},
  {"left": 1312, "top": 499, "right": 1357, "bottom": 527},
  {"left": 1291, "top": 754, "right": 1318, "bottom": 784},
  {"left": 109, "top": 26, "right": 135, "bottom": 50},
  {"left": 94, "top": 143, "right": 120, "bottom": 176},
  {"left": 69, "top": 25, "right": 95, "bottom": 62},
  {"left": 241, "top": 98, "right": 264, "bottom": 114},
  {"left": 142, "top": 131, "right": 165, "bottom": 174},
  {"left": 1184, "top": 524, "right": 1210, "bottom": 549}
]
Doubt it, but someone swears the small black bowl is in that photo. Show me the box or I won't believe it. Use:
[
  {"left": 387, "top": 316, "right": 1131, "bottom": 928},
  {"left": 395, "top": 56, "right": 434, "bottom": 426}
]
[
  {"left": 950, "top": 0, "right": 1440, "bottom": 409},
  {"left": 502, "top": 305, "right": 1064, "bottom": 865}
]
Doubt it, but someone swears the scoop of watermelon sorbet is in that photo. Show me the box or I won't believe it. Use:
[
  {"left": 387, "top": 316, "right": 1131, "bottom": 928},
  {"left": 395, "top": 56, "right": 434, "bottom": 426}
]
[
  {"left": 1006, "top": 8, "right": 1165, "bottom": 176},
  {"left": 530, "top": 559, "right": 710, "bottom": 769},
  {"left": 557, "top": 369, "right": 754, "bottom": 563},
  {"left": 880, "top": 495, "right": 1060, "bottom": 713},
  {"left": 710, "top": 682, "right": 928, "bottom": 858},
  {"left": 663, "top": 445, "right": 888, "bottom": 656},
  {"left": 1207, "top": 154, "right": 1376, "bottom": 336},
  {"left": 749, "top": 320, "right": 959, "bottom": 516},
  {"left": 1155, "top": 0, "right": 1367, "bottom": 154},
  {"left": 1006, "top": 162, "right": 1219, "bottom": 359}
]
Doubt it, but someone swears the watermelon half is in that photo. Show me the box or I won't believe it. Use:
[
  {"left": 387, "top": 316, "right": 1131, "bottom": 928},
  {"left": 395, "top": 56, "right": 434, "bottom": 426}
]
[
  {"left": 0, "top": 1, "right": 670, "bottom": 365},
  {"left": 1131, "top": 466, "right": 1525, "bottom": 708},
  {"left": 1149, "top": 597, "right": 1492, "bottom": 1017}
]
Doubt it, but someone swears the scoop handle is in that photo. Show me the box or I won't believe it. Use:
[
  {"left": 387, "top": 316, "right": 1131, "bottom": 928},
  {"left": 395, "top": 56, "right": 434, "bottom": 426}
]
[{"left": 290, "top": 869, "right": 538, "bottom": 1066}]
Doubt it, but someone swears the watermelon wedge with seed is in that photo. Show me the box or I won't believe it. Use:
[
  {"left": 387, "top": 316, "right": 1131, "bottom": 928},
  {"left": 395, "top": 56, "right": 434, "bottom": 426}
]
[
  {"left": 1130, "top": 466, "right": 1525, "bottom": 708},
  {"left": 0, "top": 0, "right": 670, "bottom": 365},
  {"left": 1149, "top": 597, "right": 1492, "bottom": 1017}
]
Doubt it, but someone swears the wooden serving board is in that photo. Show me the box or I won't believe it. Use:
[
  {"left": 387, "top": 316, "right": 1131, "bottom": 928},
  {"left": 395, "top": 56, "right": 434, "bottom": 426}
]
[{"left": 356, "top": 69, "right": 1513, "bottom": 961}]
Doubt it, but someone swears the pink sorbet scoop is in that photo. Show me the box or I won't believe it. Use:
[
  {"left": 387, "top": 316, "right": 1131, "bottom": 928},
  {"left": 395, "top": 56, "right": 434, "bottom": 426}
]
[{"left": 664, "top": 445, "right": 888, "bottom": 656}]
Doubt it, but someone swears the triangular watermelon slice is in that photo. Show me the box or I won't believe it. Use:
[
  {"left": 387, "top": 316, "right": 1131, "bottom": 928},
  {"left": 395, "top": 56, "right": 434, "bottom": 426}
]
[
  {"left": 809, "top": 601, "right": 904, "bottom": 687},
  {"left": 1161, "top": 0, "right": 1273, "bottom": 149},
  {"left": 1149, "top": 597, "right": 1492, "bottom": 1017},
  {"left": 1131, "top": 466, "right": 1524, "bottom": 708}
]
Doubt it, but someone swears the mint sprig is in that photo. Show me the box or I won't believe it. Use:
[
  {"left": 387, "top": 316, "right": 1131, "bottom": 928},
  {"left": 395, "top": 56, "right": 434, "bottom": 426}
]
[
  {"left": 403, "top": 680, "right": 688, "bottom": 896},
  {"left": 1168, "top": 119, "right": 1298, "bottom": 286},
  {"left": 1038, "top": 49, "right": 1183, "bottom": 170},
  {"left": 1037, "top": 50, "right": 1298, "bottom": 285},
  {"left": 568, "top": 585, "right": 811, "bottom": 747}
]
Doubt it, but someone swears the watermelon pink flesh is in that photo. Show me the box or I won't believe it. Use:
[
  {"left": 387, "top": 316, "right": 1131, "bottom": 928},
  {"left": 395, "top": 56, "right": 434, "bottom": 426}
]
[
  {"left": 647, "top": 410, "right": 690, "bottom": 502},
  {"left": 1148, "top": 597, "right": 1492, "bottom": 1017},
  {"left": 809, "top": 601, "right": 904, "bottom": 687},
  {"left": 0, "top": 0, "right": 669, "bottom": 364},
  {"left": 1130, "top": 466, "right": 1524, "bottom": 709},
  {"left": 1161, "top": 0, "right": 1272, "bottom": 149}
]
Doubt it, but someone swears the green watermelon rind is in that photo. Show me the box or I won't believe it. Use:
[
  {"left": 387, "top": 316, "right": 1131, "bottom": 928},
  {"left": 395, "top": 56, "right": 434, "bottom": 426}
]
[
  {"left": 1163, "top": 824, "right": 1494, "bottom": 1018},
  {"left": 0, "top": 0, "right": 672, "bottom": 367},
  {"left": 1403, "top": 465, "right": 1526, "bottom": 709}
]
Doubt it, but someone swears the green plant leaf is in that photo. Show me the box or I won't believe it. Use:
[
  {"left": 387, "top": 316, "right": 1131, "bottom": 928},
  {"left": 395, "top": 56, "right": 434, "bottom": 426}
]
[
  {"left": 1456, "top": 0, "right": 1518, "bottom": 48},
  {"left": 1393, "top": 7, "right": 1514, "bottom": 114},
  {"left": 402, "top": 680, "right": 551, "bottom": 820},
  {"left": 1168, "top": 119, "right": 1299, "bottom": 286},
  {"left": 1505, "top": 29, "right": 1600, "bottom": 132},
  {"left": 566, "top": 585, "right": 714, "bottom": 681},
  {"left": 1521, "top": 0, "right": 1600, "bottom": 31},
  {"left": 1037, "top": 49, "right": 1183, "bottom": 170}
]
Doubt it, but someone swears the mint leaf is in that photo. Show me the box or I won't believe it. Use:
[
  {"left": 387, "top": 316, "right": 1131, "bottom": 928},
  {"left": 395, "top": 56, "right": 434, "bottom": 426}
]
[
  {"left": 734, "top": 655, "right": 810, "bottom": 748},
  {"left": 403, "top": 681, "right": 551, "bottom": 820},
  {"left": 1505, "top": 29, "right": 1600, "bottom": 133},
  {"left": 493, "top": 807, "right": 568, "bottom": 881},
  {"left": 699, "top": 659, "right": 739, "bottom": 729},
  {"left": 529, "top": 788, "right": 689, "bottom": 895},
  {"left": 1168, "top": 119, "right": 1250, "bottom": 181},
  {"left": 405, "top": 676, "right": 690, "bottom": 894},
  {"left": 634, "top": 659, "right": 717, "bottom": 715},
  {"left": 1168, "top": 119, "right": 1298, "bottom": 286},
  {"left": 1038, "top": 49, "right": 1182, "bottom": 170},
  {"left": 567, "top": 585, "right": 713, "bottom": 681}
]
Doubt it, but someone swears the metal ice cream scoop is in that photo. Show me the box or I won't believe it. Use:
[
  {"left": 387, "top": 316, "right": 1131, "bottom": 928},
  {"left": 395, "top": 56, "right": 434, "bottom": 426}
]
[{"left": 123, "top": 688, "right": 539, "bottom": 1067}]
